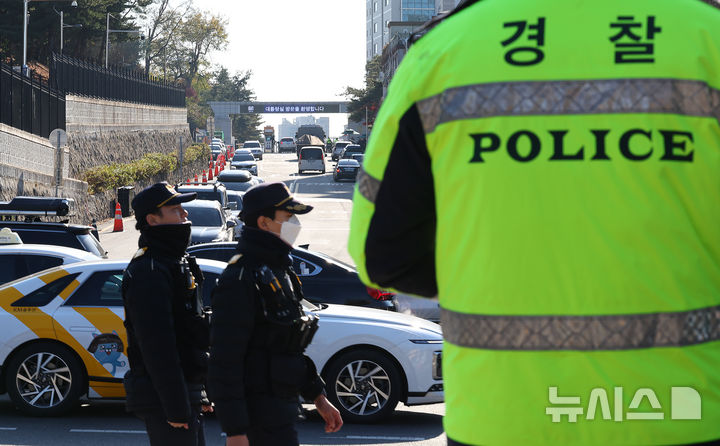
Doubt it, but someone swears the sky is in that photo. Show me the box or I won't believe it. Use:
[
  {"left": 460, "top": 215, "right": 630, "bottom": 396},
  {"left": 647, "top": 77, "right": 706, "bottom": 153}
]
[{"left": 195, "top": 0, "right": 367, "bottom": 137}]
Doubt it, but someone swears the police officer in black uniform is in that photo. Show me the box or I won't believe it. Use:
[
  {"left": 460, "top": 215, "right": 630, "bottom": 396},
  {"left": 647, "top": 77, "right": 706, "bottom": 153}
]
[
  {"left": 122, "top": 182, "right": 212, "bottom": 446},
  {"left": 208, "top": 182, "right": 342, "bottom": 446}
]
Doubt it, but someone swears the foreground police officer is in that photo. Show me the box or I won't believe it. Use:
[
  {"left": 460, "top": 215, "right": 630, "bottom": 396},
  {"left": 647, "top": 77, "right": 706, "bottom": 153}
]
[
  {"left": 349, "top": 0, "right": 720, "bottom": 445},
  {"left": 209, "top": 182, "right": 342, "bottom": 446},
  {"left": 122, "top": 182, "right": 211, "bottom": 446}
]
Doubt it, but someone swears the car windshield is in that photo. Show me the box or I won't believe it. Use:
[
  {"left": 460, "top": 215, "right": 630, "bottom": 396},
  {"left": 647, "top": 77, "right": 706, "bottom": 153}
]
[
  {"left": 193, "top": 191, "right": 222, "bottom": 202},
  {"left": 223, "top": 182, "right": 253, "bottom": 192},
  {"left": 281, "top": 138, "right": 293, "bottom": 143},
  {"left": 244, "top": 142, "right": 260, "bottom": 148},
  {"left": 301, "top": 149, "right": 323, "bottom": 160},
  {"left": 186, "top": 207, "right": 222, "bottom": 226},
  {"left": 226, "top": 194, "right": 243, "bottom": 210},
  {"left": 78, "top": 233, "right": 107, "bottom": 258},
  {"left": 233, "top": 153, "right": 255, "bottom": 161}
]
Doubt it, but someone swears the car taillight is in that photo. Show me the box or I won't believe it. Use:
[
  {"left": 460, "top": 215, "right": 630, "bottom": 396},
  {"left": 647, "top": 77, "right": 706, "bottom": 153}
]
[{"left": 367, "top": 287, "right": 395, "bottom": 301}]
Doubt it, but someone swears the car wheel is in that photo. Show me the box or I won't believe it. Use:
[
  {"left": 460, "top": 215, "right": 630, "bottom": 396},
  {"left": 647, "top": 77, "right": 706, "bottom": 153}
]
[
  {"left": 5, "top": 342, "right": 85, "bottom": 416},
  {"left": 323, "top": 349, "right": 402, "bottom": 424}
]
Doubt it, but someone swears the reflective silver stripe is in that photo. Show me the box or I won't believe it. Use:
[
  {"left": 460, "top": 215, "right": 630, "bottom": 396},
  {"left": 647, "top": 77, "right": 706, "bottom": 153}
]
[
  {"left": 417, "top": 78, "right": 720, "bottom": 134},
  {"left": 357, "top": 167, "right": 381, "bottom": 204},
  {"left": 441, "top": 305, "right": 720, "bottom": 351}
]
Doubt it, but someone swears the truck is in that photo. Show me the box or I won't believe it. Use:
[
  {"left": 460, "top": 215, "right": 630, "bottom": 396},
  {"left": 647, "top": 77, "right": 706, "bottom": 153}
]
[
  {"left": 295, "top": 125, "right": 326, "bottom": 146},
  {"left": 263, "top": 126, "right": 275, "bottom": 153},
  {"left": 294, "top": 134, "right": 325, "bottom": 157}
]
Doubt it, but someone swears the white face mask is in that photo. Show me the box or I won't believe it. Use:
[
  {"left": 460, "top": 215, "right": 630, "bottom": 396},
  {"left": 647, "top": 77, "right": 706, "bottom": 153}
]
[{"left": 275, "top": 214, "right": 302, "bottom": 246}]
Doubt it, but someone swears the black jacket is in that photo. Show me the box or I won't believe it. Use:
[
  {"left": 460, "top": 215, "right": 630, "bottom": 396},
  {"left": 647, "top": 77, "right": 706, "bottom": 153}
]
[
  {"left": 121, "top": 223, "right": 210, "bottom": 423},
  {"left": 208, "top": 226, "right": 324, "bottom": 437}
]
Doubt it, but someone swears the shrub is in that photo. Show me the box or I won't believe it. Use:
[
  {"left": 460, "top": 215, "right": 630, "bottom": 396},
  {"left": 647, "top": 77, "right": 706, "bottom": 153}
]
[{"left": 82, "top": 143, "right": 210, "bottom": 194}]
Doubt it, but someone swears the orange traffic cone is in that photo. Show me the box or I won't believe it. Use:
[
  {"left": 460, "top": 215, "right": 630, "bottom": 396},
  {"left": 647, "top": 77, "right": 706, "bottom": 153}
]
[
  {"left": 202, "top": 170, "right": 207, "bottom": 184},
  {"left": 112, "top": 201, "right": 123, "bottom": 232},
  {"left": 208, "top": 167, "right": 214, "bottom": 181},
  {"left": 209, "top": 160, "right": 213, "bottom": 170},
  {"left": 214, "top": 164, "right": 219, "bottom": 176},
  {"left": 194, "top": 173, "right": 199, "bottom": 184},
  {"left": 186, "top": 178, "right": 191, "bottom": 184}
]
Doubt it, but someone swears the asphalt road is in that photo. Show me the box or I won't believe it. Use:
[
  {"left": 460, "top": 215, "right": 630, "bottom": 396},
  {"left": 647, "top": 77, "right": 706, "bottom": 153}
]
[{"left": 1, "top": 153, "right": 447, "bottom": 446}]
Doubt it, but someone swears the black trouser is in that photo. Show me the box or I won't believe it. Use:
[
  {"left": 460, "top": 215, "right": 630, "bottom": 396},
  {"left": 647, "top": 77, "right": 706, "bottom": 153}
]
[
  {"left": 137, "top": 407, "right": 206, "bottom": 446},
  {"left": 246, "top": 423, "right": 298, "bottom": 446}
]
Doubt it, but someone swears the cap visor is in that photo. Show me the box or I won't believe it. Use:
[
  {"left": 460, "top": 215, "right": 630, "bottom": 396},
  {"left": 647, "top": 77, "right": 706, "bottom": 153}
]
[
  {"left": 166, "top": 192, "right": 197, "bottom": 206},
  {"left": 279, "top": 199, "right": 313, "bottom": 214}
]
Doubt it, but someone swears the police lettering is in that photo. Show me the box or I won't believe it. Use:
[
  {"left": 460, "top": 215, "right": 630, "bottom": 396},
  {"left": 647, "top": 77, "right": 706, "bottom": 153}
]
[{"left": 469, "top": 129, "right": 694, "bottom": 163}]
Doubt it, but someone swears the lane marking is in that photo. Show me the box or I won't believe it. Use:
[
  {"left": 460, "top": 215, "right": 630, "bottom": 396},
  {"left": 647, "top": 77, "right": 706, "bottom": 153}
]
[
  {"left": 70, "top": 429, "right": 146, "bottom": 434},
  {"left": 0, "top": 427, "right": 18, "bottom": 431}
]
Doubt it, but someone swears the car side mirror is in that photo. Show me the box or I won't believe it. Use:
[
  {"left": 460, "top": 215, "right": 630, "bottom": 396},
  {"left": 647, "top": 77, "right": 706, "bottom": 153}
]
[
  {"left": 227, "top": 202, "right": 238, "bottom": 211},
  {"left": 227, "top": 220, "right": 237, "bottom": 228}
]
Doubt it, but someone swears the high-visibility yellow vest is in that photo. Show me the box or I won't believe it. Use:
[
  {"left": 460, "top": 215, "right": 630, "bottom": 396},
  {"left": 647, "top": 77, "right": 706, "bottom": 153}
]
[{"left": 349, "top": 0, "right": 720, "bottom": 444}]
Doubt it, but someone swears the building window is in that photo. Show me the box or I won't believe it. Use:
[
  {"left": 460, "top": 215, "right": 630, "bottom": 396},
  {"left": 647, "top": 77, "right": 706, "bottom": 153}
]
[
  {"left": 385, "top": 20, "right": 390, "bottom": 28},
  {"left": 374, "top": 43, "right": 378, "bottom": 54},
  {"left": 374, "top": 23, "right": 378, "bottom": 33},
  {"left": 401, "top": 0, "right": 435, "bottom": 21},
  {"left": 385, "top": 0, "right": 389, "bottom": 5},
  {"left": 374, "top": 2, "right": 378, "bottom": 11}
]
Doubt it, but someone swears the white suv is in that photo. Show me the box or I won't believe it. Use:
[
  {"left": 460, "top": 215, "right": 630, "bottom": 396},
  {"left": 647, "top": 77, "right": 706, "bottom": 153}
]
[
  {"left": 243, "top": 140, "right": 263, "bottom": 160},
  {"left": 278, "top": 137, "right": 296, "bottom": 153}
]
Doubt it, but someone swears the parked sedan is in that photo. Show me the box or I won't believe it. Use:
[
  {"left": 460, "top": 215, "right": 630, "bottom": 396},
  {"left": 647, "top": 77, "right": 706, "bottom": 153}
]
[
  {"left": 186, "top": 242, "right": 396, "bottom": 311},
  {"left": 0, "top": 242, "right": 98, "bottom": 286},
  {"left": 183, "top": 200, "right": 236, "bottom": 245},
  {"left": 0, "top": 259, "right": 443, "bottom": 421},
  {"left": 230, "top": 150, "right": 259, "bottom": 176},
  {"left": 333, "top": 159, "right": 360, "bottom": 182}
]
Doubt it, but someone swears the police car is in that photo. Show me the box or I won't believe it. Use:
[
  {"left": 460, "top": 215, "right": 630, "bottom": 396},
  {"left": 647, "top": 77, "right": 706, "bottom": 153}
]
[
  {"left": 0, "top": 259, "right": 443, "bottom": 422},
  {"left": 0, "top": 228, "right": 99, "bottom": 287}
]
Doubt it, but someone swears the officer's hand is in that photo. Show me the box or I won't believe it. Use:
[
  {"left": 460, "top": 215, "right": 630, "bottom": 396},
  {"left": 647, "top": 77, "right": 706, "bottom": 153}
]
[
  {"left": 314, "top": 394, "right": 343, "bottom": 433},
  {"left": 226, "top": 434, "right": 249, "bottom": 446},
  {"left": 202, "top": 404, "right": 214, "bottom": 413},
  {"left": 167, "top": 421, "right": 189, "bottom": 429}
]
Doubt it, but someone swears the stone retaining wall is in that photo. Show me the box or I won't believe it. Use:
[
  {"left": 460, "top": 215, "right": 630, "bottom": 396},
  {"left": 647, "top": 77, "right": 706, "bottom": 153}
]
[
  {"left": 65, "top": 95, "right": 188, "bottom": 133},
  {"left": 0, "top": 123, "right": 69, "bottom": 179},
  {"left": 0, "top": 96, "right": 201, "bottom": 225},
  {"left": 0, "top": 157, "right": 209, "bottom": 225}
]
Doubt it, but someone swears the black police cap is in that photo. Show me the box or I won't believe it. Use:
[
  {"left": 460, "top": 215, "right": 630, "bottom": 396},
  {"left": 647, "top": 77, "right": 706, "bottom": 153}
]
[
  {"left": 240, "top": 182, "right": 313, "bottom": 222},
  {"left": 132, "top": 182, "right": 196, "bottom": 222}
]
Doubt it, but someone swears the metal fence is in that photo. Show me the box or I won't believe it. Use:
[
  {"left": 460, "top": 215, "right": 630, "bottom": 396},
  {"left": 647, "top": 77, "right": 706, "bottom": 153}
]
[
  {"left": 51, "top": 54, "right": 185, "bottom": 108},
  {"left": 0, "top": 62, "right": 66, "bottom": 139}
]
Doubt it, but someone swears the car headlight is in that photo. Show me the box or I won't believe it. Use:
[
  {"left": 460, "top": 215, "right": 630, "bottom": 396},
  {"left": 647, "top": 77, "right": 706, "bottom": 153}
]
[{"left": 409, "top": 339, "right": 443, "bottom": 344}]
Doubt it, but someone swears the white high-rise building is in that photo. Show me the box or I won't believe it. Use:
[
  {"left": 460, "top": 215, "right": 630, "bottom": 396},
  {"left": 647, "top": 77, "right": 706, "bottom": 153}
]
[
  {"left": 278, "top": 119, "right": 298, "bottom": 139},
  {"left": 366, "top": 0, "right": 444, "bottom": 60},
  {"left": 279, "top": 116, "right": 330, "bottom": 139}
]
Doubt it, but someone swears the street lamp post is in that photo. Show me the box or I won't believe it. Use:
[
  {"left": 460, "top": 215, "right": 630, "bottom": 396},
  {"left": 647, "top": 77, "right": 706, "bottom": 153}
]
[
  {"left": 53, "top": 6, "right": 82, "bottom": 55},
  {"left": 23, "top": 0, "right": 77, "bottom": 75},
  {"left": 105, "top": 12, "right": 143, "bottom": 68}
]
